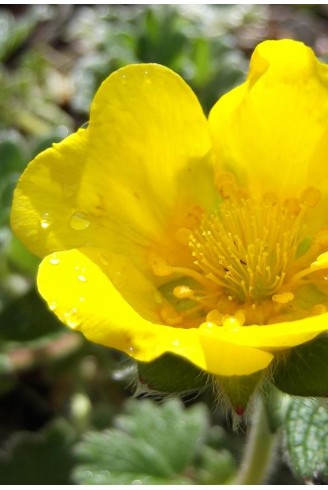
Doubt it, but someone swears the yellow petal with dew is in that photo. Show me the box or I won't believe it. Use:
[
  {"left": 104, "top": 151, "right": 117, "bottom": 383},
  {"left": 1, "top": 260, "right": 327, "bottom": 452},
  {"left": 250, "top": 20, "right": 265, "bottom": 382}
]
[
  {"left": 11, "top": 64, "right": 217, "bottom": 268},
  {"left": 37, "top": 248, "right": 273, "bottom": 377},
  {"left": 11, "top": 129, "right": 89, "bottom": 257},
  {"left": 78, "top": 63, "right": 217, "bottom": 260},
  {"left": 200, "top": 313, "right": 328, "bottom": 351},
  {"left": 209, "top": 39, "right": 328, "bottom": 200}
]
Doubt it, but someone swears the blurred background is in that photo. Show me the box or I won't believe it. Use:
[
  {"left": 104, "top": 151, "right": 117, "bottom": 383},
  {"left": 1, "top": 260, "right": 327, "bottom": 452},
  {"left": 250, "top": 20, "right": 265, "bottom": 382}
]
[{"left": 1, "top": 4, "right": 328, "bottom": 485}]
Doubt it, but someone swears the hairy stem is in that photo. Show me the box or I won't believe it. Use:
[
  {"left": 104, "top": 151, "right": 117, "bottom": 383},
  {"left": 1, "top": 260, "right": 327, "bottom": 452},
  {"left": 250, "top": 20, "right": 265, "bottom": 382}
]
[{"left": 233, "top": 397, "right": 277, "bottom": 485}]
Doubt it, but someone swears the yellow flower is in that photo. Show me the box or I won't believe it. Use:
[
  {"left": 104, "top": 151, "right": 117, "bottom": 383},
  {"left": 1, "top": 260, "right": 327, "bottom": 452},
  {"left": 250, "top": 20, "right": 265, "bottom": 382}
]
[{"left": 11, "top": 39, "right": 328, "bottom": 408}]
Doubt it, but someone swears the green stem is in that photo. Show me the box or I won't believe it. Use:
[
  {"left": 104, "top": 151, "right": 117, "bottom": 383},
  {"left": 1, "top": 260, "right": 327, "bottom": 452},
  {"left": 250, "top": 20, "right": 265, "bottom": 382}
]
[{"left": 233, "top": 397, "right": 277, "bottom": 485}]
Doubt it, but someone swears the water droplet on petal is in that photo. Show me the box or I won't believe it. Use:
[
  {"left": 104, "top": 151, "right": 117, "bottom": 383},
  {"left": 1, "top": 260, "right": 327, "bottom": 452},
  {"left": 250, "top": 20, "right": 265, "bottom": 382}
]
[
  {"left": 128, "top": 346, "right": 134, "bottom": 354},
  {"left": 49, "top": 254, "right": 60, "bottom": 265},
  {"left": 64, "top": 307, "right": 81, "bottom": 329},
  {"left": 63, "top": 182, "right": 78, "bottom": 199},
  {"left": 172, "top": 339, "right": 181, "bottom": 347},
  {"left": 77, "top": 274, "right": 87, "bottom": 282},
  {"left": 40, "top": 212, "right": 51, "bottom": 229},
  {"left": 69, "top": 212, "right": 91, "bottom": 231},
  {"left": 112, "top": 271, "right": 126, "bottom": 289},
  {"left": 49, "top": 301, "right": 57, "bottom": 311}
]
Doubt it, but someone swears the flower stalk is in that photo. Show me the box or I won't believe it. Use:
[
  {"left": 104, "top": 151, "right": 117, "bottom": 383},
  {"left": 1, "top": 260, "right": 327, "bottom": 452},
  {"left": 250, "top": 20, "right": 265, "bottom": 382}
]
[{"left": 233, "top": 397, "right": 277, "bottom": 485}]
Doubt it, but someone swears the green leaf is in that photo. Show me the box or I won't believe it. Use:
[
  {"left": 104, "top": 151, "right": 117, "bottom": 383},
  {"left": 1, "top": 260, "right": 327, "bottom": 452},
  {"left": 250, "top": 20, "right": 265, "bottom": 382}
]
[
  {"left": 284, "top": 398, "right": 328, "bottom": 484},
  {"left": 0, "top": 130, "right": 28, "bottom": 175},
  {"left": 196, "top": 446, "right": 237, "bottom": 484},
  {"left": 138, "top": 353, "right": 206, "bottom": 394},
  {"left": 7, "top": 235, "right": 40, "bottom": 274},
  {"left": 0, "top": 288, "right": 64, "bottom": 341},
  {"left": 272, "top": 333, "right": 328, "bottom": 397},
  {"left": 73, "top": 398, "right": 209, "bottom": 484},
  {"left": 0, "top": 419, "right": 76, "bottom": 484}
]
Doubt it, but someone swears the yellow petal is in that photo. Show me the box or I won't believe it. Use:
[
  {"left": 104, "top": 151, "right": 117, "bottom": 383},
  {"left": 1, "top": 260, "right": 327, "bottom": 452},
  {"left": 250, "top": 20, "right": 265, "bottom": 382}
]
[
  {"left": 79, "top": 63, "right": 217, "bottom": 262},
  {"left": 86, "top": 63, "right": 215, "bottom": 219},
  {"left": 11, "top": 129, "right": 90, "bottom": 257},
  {"left": 11, "top": 64, "right": 216, "bottom": 266},
  {"left": 200, "top": 313, "right": 328, "bottom": 351},
  {"left": 37, "top": 248, "right": 273, "bottom": 376},
  {"left": 209, "top": 39, "right": 328, "bottom": 199}
]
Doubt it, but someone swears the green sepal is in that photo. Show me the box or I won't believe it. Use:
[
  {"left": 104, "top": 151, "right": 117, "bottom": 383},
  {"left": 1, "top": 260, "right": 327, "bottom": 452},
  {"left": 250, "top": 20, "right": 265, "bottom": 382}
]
[
  {"left": 271, "top": 333, "right": 328, "bottom": 397},
  {"left": 138, "top": 353, "right": 207, "bottom": 394},
  {"left": 213, "top": 370, "right": 265, "bottom": 415}
]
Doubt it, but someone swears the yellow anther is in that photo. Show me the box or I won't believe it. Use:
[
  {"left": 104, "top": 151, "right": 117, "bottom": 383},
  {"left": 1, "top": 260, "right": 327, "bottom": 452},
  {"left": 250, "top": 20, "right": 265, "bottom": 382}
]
[
  {"left": 272, "top": 292, "right": 294, "bottom": 304},
  {"left": 234, "top": 309, "right": 246, "bottom": 326},
  {"left": 310, "top": 252, "right": 328, "bottom": 271},
  {"left": 149, "top": 255, "right": 172, "bottom": 276},
  {"left": 312, "top": 304, "right": 327, "bottom": 315},
  {"left": 184, "top": 205, "right": 204, "bottom": 229},
  {"left": 300, "top": 186, "right": 321, "bottom": 207},
  {"left": 263, "top": 192, "right": 279, "bottom": 205},
  {"left": 175, "top": 227, "right": 192, "bottom": 245},
  {"left": 283, "top": 197, "right": 301, "bottom": 215},
  {"left": 215, "top": 171, "right": 238, "bottom": 199},
  {"left": 173, "top": 285, "right": 194, "bottom": 299},
  {"left": 222, "top": 315, "right": 241, "bottom": 332},
  {"left": 206, "top": 309, "right": 222, "bottom": 325},
  {"left": 314, "top": 229, "right": 328, "bottom": 247},
  {"left": 215, "top": 171, "right": 236, "bottom": 185},
  {"left": 160, "top": 305, "right": 183, "bottom": 326}
]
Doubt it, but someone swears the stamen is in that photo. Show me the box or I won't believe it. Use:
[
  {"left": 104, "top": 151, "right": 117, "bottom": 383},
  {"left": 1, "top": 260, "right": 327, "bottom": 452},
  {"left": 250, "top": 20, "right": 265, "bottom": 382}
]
[
  {"left": 300, "top": 187, "right": 321, "bottom": 207},
  {"left": 312, "top": 304, "right": 327, "bottom": 315},
  {"left": 206, "top": 309, "right": 222, "bottom": 324},
  {"left": 160, "top": 305, "right": 183, "bottom": 326},
  {"left": 222, "top": 315, "right": 242, "bottom": 332},
  {"left": 150, "top": 255, "right": 172, "bottom": 276},
  {"left": 215, "top": 171, "right": 237, "bottom": 198},
  {"left": 272, "top": 292, "right": 294, "bottom": 304},
  {"left": 189, "top": 199, "right": 302, "bottom": 302},
  {"left": 176, "top": 227, "right": 192, "bottom": 245},
  {"left": 173, "top": 285, "right": 194, "bottom": 299},
  {"left": 160, "top": 190, "right": 327, "bottom": 328}
]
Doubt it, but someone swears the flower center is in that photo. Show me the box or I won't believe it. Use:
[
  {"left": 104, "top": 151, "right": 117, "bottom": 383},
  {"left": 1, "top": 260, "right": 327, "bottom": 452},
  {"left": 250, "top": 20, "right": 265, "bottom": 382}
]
[
  {"left": 151, "top": 184, "right": 328, "bottom": 327},
  {"left": 189, "top": 198, "right": 301, "bottom": 303}
]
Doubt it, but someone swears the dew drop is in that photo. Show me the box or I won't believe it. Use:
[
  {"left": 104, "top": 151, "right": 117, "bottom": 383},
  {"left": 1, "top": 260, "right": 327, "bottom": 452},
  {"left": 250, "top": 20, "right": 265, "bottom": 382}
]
[
  {"left": 172, "top": 339, "right": 181, "bottom": 347},
  {"left": 77, "top": 274, "right": 87, "bottom": 282},
  {"left": 40, "top": 212, "right": 51, "bottom": 229},
  {"left": 64, "top": 307, "right": 81, "bottom": 329},
  {"left": 63, "top": 182, "right": 78, "bottom": 199},
  {"left": 128, "top": 346, "right": 135, "bottom": 354},
  {"left": 69, "top": 212, "right": 91, "bottom": 231},
  {"left": 144, "top": 70, "right": 151, "bottom": 84},
  {"left": 49, "top": 301, "right": 57, "bottom": 311},
  {"left": 49, "top": 255, "right": 60, "bottom": 265},
  {"left": 112, "top": 271, "right": 126, "bottom": 289}
]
